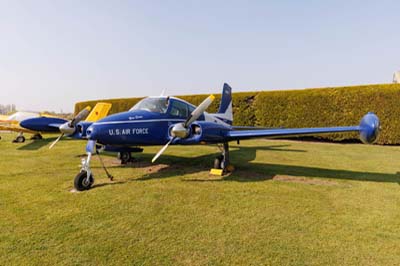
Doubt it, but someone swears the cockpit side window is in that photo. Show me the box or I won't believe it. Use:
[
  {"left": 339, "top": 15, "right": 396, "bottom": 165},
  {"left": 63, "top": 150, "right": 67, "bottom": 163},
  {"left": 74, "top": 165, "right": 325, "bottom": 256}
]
[
  {"left": 169, "top": 100, "right": 188, "bottom": 117},
  {"left": 130, "top": 98, "right": 169, "bottom": 113}
]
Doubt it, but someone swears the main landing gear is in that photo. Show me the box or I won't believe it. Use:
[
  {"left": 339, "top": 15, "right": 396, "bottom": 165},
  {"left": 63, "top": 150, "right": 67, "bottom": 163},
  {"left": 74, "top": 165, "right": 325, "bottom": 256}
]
[
  {"left": 117, "top": 148, "right": 143, "bottom": 164},
  {"left": 74, "top": 150, "right": 114, "bottom": 191},
  {"left": 213, "top": 142, "right": 234, "bottom": 174},
  {"left": 118, "top": 151, "right": 133, "bottom": 164},
  {"left": 12, "top": 133, "right": 25, "bottom": 143},
  {"left": 30, "top": 133, "right": 43, "bottom": 140}
]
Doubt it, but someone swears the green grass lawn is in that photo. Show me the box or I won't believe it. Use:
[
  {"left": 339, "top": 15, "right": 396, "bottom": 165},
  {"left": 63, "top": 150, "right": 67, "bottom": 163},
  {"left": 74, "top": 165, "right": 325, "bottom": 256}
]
[{"left": 1, "top": 133, "right": 400, "bottom": 265}]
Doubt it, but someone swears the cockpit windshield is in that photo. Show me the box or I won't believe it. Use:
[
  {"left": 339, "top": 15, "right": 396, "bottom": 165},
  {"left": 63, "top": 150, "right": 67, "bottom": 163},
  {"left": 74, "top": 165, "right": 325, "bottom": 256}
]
[{"left": 129, "top": 97, "right": 169, "bottom": 113}]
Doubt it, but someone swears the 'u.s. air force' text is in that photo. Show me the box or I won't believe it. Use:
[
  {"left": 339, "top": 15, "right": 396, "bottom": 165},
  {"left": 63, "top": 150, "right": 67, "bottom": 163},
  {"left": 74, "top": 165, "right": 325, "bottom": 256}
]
[{"left": 109, "top": 128, "right": 149, "bottom": 136}]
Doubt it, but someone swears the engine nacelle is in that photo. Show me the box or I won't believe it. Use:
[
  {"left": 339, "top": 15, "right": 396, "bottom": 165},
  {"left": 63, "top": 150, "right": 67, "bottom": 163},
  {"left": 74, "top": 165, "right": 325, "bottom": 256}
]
[
  {"left": 169, "top": 122, "right": 230, "bottom": 144},
  {"left": 70, "top": 121, "right": 93, "bottom": 139},
  {"left": 359, "top": 112, "right": 380, "bottom": 144}
]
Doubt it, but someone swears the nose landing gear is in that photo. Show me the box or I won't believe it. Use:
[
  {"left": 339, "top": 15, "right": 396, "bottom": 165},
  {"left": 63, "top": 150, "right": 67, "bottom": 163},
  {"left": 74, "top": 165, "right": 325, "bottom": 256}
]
[
  {"left": 75, "top": 152, "right": 94, "bottom": 191},
  {"left": 74, "top": 149, "right": 114, "bottom": 191}
]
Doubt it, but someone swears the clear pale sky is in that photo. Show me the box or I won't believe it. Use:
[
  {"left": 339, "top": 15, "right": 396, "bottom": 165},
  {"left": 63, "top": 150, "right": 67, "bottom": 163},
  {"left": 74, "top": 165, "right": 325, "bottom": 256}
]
[{"left": 0, "top": 0, "right": 398, "bottom": 112}]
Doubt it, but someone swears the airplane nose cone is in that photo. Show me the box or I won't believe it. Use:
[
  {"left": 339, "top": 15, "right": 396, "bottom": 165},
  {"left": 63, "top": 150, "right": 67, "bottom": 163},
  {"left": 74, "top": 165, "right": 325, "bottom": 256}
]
[
  {"left": 19, "top": 119, "right": 31, "bottom": 130},
  {"left": 59, "top": 122, "right": 75, "bottom": 135}
]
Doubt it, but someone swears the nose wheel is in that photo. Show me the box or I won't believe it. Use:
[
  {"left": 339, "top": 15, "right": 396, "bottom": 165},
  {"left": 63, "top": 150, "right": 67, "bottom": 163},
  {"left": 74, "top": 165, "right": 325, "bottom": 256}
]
[
  {"left": 74, "top": 171, "right": 94, "bottom": 191},
  {"left": 74, "top": 147, "right": 115, "bottom": 191},
  {"left": 74, "top": 152, "right": 95, "bottom": 191}
]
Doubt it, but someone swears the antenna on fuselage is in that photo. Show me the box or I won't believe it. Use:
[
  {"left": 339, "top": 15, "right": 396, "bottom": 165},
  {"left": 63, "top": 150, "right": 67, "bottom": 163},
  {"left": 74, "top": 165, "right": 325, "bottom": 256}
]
[{"left": 160, "top": 89, "right": 167, "bottom": 96}]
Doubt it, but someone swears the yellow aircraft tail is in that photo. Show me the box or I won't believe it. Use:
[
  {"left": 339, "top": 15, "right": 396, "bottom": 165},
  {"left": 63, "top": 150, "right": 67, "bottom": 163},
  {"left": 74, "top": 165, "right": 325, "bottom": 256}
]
[{"left": 84, "top": 102, "right": 112, "bottom": 122}]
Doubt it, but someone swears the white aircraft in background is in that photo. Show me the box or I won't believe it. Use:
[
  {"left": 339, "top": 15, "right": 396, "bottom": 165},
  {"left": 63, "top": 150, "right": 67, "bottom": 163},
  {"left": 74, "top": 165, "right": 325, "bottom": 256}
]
[{"left": 0, "top": 111, "right": 42, "bottom": 142}]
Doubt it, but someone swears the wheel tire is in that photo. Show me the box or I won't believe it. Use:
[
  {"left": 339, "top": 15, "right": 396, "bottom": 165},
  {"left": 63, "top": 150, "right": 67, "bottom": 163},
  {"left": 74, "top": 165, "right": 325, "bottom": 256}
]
[
  {"left": 118, "top": 152, "right": 131, "bottom": 164},
  {"left": 31, "top": 134, "right": 43, "bottom": 140},
  {"left": 74, "top": 171, "right": 94, "bottom": 191},
  {"left": 14, "top": 136, "right": 25, "bottom": 143},
  {"left": 214, "top": 155, "right": 224, "bottom": 169}
]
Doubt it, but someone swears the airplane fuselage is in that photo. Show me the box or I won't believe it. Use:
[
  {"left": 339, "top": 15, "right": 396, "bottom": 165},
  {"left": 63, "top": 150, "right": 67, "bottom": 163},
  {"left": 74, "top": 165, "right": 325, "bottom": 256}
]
[{"left": 87, "top": 110, "right": 188, "bottom": 146}]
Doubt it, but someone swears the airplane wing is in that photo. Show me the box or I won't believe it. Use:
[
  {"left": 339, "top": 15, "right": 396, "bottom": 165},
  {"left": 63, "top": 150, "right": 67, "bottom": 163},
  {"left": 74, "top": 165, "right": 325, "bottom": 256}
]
[
  {"left": 227, "top": 126, "right": 359, "bottom": 140},
  {"left": 226, "top": 112, "right": 380, "bottom": 144},
  {"left": 231, "top": 126, "right": 280, "bottom": 130},
  {"left": 0, "top": 124, "right": 35, "bottom": 134}
]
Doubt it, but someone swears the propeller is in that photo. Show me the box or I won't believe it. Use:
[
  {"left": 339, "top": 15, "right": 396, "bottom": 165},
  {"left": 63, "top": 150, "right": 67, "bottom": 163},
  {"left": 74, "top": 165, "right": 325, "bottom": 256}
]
[
  {"left": 151, "top": 94, "right": 215, "bottom": 163},
  {"left": 49, "top": 106, "right": 91, "bottom": 149},
  {"left": 49, "top": 133, "right": 64, "bottom": 149}
]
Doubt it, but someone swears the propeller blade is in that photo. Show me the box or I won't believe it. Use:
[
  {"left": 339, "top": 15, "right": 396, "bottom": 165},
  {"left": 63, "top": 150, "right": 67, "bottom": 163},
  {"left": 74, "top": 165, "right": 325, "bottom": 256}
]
[
  {"left": 184, "top": 95, "right": 215, "bottom": 127},
  {"left": 49, "top": 133, "right": 64, "bottom": 149},
  {"left": 152, "top": 138, "right": 174, "bottom": 163},
  {"left": 70, "top": 106, "right": 91, "bottom": 127}
]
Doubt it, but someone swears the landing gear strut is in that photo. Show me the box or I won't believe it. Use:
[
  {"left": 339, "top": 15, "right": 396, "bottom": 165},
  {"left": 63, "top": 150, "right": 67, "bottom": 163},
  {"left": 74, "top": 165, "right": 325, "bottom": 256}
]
[
  {"left": 13, "top": 133, "right": 25, "bottom": 143},
  {"left": 214, "top": 142, "right": 233, "bottom": 173},
  {"left": 74, "top": 148, "right": 114, "bottom": 191},
  {"left": 75, "top": 152, "right": 94, "bottom": 191}
]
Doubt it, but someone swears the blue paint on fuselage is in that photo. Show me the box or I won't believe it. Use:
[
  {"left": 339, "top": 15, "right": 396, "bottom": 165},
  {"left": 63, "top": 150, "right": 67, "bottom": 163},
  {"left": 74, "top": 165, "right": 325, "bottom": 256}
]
[
  {"left": 87, "top": 110, "right": 187, "bottom": 146},
  {"left": 20, "top": 117, "right": 68, "bottom": 132},
  {"left": 87, "top": 96, "right": 215, "bottom": 146}
]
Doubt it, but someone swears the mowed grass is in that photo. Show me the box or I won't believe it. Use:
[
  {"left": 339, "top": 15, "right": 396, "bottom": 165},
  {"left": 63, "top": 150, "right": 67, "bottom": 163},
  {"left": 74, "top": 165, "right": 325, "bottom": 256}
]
[{"left": 1, "top": 133, "right": 400, "bottom": 265}]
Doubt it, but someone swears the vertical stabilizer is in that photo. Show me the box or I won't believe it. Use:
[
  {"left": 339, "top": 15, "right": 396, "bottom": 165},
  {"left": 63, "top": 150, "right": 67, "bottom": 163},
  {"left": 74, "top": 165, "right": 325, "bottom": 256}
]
[
  {"left": 85, "top": 103, "right": 112, "bottom": 122},
  {"left": 209, "top": 83, "right": 233, "bottom": 125}
]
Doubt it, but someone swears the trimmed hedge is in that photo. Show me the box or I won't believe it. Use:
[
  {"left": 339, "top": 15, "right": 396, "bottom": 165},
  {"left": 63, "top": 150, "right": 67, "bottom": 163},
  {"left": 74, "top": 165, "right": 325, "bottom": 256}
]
[{"left": 75, "top": 83, "right": 400, "bottom": 144}]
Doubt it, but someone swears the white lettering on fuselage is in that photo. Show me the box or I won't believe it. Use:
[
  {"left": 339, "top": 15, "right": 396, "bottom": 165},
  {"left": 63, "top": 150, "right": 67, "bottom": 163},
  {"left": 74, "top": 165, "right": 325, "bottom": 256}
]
[
  {"left": 108, "top": 128, "right": 149, "bottom": 136},
  {"left": 129, "top": 115, "right": 143, "bottom": 120}
]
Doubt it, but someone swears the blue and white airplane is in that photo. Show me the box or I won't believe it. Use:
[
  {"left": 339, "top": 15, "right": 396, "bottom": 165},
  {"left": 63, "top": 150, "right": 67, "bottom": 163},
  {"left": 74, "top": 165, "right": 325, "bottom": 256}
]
[{"left": 75, "top": 83, "right": 380, "bottom": 191}]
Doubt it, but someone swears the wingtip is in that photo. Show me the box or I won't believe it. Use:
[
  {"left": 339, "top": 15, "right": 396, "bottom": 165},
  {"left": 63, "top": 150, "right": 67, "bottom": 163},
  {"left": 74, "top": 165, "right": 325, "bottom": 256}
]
[{"left": 210, "top": 94, "right": 215, "bottom": 101}]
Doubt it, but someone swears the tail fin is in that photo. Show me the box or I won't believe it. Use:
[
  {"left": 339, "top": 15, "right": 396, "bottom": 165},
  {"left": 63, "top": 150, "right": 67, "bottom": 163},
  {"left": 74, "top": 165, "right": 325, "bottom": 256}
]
[
  {"left": 215, "top": 83, "right": 233, "bottom": 124},
  {"left": 85, "top": 102, "right": 112, "bottom": 122}
]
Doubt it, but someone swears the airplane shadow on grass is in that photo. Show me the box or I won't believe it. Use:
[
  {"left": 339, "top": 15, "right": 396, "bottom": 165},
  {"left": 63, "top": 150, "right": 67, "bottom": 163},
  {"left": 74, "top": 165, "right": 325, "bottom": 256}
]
[
  {"left": 17, "top": 137, "right": 58, "bottom": 150},
  {"left": 91, "top": 144, "right": 400, "bottom": 188}
]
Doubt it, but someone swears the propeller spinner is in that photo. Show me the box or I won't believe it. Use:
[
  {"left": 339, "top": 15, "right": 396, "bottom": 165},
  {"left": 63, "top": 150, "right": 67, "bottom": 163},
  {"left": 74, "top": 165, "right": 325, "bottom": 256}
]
[{"left": 49, "top": 106, "right": 91, "bottom": 149}]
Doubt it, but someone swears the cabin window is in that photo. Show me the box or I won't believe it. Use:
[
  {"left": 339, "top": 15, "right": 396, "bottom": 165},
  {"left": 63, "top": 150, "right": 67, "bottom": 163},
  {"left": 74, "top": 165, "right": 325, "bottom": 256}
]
[
  {"left": 170, "top": 101, "right": 188, "bottom": 117},
  {"left": 130, "top": 98, "right": 169, "bottom": 113}
]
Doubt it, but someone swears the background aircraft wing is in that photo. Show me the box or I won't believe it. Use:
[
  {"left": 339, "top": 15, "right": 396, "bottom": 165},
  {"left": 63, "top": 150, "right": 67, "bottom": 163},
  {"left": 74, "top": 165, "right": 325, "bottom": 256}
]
[{"left": 0, "top": 124, "right": 35, "bottom": 134}]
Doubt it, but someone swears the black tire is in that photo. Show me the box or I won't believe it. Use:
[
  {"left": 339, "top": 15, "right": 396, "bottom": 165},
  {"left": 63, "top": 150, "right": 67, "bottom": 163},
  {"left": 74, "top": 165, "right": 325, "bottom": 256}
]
[
  {"left": 214, "top": 155, "right": 224, "bottom": 169},
  {"left": 118, "top": 152, "right": 131, "bottom": 164},
  {"left": 13, "top": 136, "right": 25, "bottom": 143},
  {"left": 31, "top": 134, "right": 43, "bottom": 140},
  {"left": 74, "top": 171, "right": 94, "bottom": 191}
]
